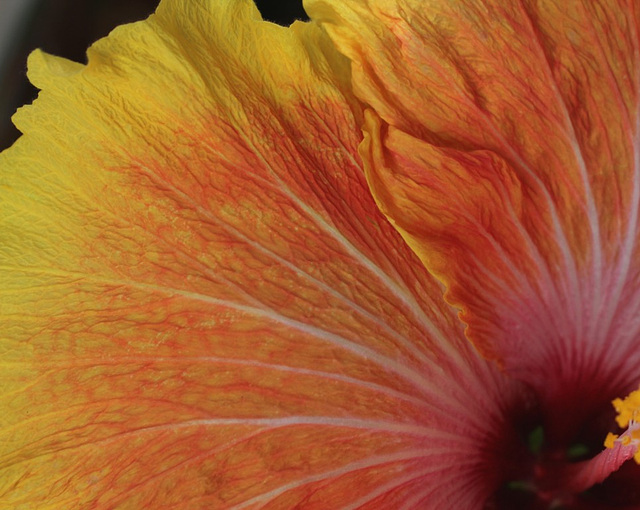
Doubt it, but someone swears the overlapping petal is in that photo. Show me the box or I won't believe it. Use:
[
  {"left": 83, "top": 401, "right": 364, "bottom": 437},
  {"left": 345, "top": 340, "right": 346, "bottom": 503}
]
[
  {"left": 307, "top": 0, "right": 640, "bottom": 438},
  {"left": 0, "top": 0, "right": 524, "bottom": 507}
]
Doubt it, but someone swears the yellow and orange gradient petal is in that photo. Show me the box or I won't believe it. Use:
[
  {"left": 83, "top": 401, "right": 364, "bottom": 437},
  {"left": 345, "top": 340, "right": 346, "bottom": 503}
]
[
  {"left": 307, "top": 0, "right": 640, "bottom": 440},
  {"left": 0, "top": 0, "right": 523, "bottom": 507}
]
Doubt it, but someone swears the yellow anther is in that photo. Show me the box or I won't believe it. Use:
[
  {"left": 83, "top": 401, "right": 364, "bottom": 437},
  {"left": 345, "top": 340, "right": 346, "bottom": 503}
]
[
  {"left": 606, "top": 386, "right": 640, "bottom": 463},
  {"left": 612, "top": 387, "right": 640, "bottom": 428}
]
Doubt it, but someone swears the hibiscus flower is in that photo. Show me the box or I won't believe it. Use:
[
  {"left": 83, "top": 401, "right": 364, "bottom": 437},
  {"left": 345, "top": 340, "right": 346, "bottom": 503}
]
[{"left": 1, "top": 0, "right": 639, "bottom": 508}]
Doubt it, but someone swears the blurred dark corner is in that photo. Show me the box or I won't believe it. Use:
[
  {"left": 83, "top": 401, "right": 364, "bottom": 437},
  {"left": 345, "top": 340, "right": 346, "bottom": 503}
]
[{"left": 0, "top": 0, "right": 307, "bottom": 151}]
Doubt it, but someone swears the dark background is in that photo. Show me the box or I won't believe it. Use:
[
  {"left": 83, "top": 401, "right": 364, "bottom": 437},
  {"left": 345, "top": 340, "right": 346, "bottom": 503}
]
[{"left": 0, "top": 0, "right": 307, "bottom": 150}]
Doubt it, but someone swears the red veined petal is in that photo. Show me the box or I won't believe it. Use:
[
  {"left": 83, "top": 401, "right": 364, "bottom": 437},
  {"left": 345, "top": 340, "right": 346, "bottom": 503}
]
[
  {"left": 307, "top": 0, "right": 640, "bottom": 439},
  {"left": 0, "top": 0, "right": 525, "bottom": 507}
]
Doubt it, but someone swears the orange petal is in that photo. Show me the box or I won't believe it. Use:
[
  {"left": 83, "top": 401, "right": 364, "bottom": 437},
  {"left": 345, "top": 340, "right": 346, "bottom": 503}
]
[
  {"left": 308, "top": 0, "right": 640, "bottom": 434},
  {"left": 0, "top": 0, "right": 523, "bottom": 507}
]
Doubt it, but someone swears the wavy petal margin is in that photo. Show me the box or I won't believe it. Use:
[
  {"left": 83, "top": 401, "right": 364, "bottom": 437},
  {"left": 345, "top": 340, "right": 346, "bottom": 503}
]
[
  {"left": 0, "top": 1, "right": 524, "bottom": 507},
  {"left": 307, "top": 0, "right": 640, "bottom": 436}
]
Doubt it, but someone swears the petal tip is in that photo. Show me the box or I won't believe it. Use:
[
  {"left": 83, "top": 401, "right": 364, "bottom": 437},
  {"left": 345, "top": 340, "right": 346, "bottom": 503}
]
[{"left": 27, "top": 49, "right": 84, "bottom": 87}]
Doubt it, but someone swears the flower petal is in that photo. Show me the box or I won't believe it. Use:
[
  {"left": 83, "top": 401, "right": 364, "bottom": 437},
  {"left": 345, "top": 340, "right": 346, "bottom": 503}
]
[
  {"left": 307, "top": 0, "right": 640, "bottom": 434},
  {"left": 0, "top": 0, "right": 523, "bottom": 506}
]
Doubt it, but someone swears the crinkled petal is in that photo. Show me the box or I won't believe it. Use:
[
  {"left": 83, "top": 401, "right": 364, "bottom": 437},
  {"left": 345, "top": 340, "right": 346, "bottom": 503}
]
[
  {"left": 0, "top": 0, "right": 523, "bottom": 507},
  {"left": 307, "top": 0, "right": 640, "bottom": 437}
]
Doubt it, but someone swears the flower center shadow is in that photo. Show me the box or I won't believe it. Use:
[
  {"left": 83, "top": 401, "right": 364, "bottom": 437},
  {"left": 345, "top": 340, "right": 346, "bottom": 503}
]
[{"left": 487, "top": 417, "right": 640, "bottom": 509}]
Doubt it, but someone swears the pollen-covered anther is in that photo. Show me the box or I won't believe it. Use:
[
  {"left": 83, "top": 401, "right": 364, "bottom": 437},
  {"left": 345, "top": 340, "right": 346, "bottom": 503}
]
[{"left": 605, "top": 387, "right": 640, "bottom": 463}]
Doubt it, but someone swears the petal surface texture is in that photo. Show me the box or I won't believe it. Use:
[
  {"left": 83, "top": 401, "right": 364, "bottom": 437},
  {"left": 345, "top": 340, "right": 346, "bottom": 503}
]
[
  {"left": 0, "top": 1, "right": 521, "bottom": 508},
  {"left": 307, "top": 0, "right": 640, "bottom": 437}
]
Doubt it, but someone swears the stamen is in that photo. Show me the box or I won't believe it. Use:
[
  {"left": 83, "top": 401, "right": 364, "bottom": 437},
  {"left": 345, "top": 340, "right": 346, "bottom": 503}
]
[
  {"left": 556, "top": 422, "right": 639, "bottom": 493},
  {"left": 537, "top": 386, "right": 640, "bottom": 497},
  {"left": 605, "top": 386, "right": 640, "bottom": 464}
]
